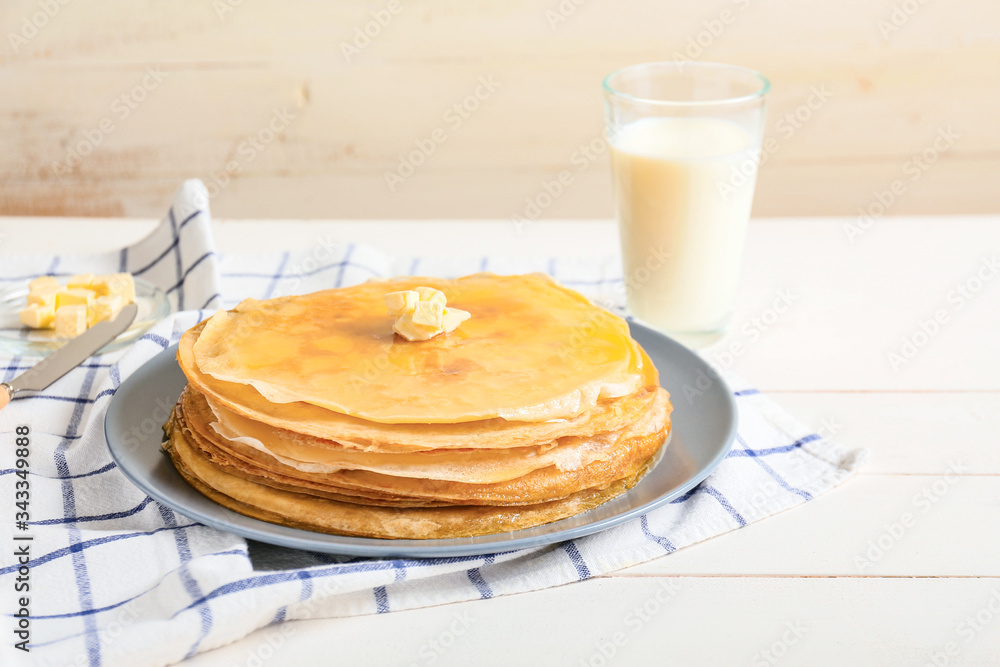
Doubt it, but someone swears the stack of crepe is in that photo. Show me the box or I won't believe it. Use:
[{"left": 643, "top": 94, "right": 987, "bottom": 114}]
[{"left": 164, "top": 273, "right": 672, "bottom": 540}]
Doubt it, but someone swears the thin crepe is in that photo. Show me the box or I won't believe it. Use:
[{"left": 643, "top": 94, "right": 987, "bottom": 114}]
[
  {"left": 184, "top": 386, "right": 668, "bottom": 484},
  {"left": 164, "top": 420, "right": 658, "bottom": 539},
  {"left": 191, "top": 273, "right": 645, "bottom": 423},
  {"left": 178, "top": 321, "right": 661, "bottom": 452},
  {"left": 173, "top": 388, "right": 671, "bottom": 506}
]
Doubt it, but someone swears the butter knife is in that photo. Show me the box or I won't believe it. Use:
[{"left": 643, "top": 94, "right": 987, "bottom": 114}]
[{"left": 0, "top": 302, "right": 138, "bottom": 410}]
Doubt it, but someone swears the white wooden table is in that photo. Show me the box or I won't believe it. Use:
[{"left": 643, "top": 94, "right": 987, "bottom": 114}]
[{"left": 4, "top": 215, "right": 999, "bottom": 666}]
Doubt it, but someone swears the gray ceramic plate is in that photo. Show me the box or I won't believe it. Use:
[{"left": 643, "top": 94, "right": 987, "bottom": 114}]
[{"left": 105, "top": 322, "right": 737, "bottom": 557}]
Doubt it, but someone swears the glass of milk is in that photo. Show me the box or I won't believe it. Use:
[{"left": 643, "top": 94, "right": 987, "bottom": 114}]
[{"left": 603, "top": 62, "right": 769, "bottom": 347}]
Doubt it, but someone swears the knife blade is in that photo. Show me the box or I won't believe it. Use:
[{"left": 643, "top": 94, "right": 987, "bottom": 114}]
[{"left": 0, "top": 302, "right": 139, "bottom": 410}]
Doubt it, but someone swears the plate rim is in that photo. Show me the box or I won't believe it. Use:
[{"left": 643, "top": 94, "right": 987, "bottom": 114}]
[{"left": 105, "top": 324, "right": 737, "bottom": 558}]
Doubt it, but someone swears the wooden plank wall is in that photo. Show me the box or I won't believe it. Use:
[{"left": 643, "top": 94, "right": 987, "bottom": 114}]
[{"left": 1, "top": 0, "right": 998, "bottom": 220}]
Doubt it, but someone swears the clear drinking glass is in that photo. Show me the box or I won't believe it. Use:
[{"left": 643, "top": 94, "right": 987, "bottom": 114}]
[{"left": 603, "top": 62, "right": 769, "bottom": 348}]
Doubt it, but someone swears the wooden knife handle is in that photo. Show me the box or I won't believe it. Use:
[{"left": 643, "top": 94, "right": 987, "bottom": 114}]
[{"left": 0, "top": 383, "right": 12, "bottom": 411}]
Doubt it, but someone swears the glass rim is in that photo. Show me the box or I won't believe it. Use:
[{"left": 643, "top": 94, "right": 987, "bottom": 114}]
[{"left": 602, "top": 61, "right": 771, "bottom": 107}]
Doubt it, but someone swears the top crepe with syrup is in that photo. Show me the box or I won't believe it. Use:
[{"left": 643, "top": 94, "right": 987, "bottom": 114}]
[{"left": 192, "top": 273, "right": 646, "bottom": 424}]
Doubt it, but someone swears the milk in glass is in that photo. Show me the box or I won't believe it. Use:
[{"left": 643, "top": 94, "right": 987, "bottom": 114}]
[{"left": 611, "top": 116, "right": 758, "bottom": 333}]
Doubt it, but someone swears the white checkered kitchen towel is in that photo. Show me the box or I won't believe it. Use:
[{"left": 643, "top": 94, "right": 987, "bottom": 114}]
[{"left": 0, "top": 181, "right": 866, "bottom": 667}]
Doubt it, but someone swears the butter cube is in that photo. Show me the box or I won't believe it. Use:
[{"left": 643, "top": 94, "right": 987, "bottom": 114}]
[
  {"left": 411, "top": 301, "right": 445, "bottom": 327},
  {"left": 28, "top": 276, "right": 59, "bottom": 293},
  {"left": 67, "top": 273, "right": 96, "bottom": 290},
  {"left": 55, "top": 288, "right": 96, "bottom": 309},
  {"left": 55, "top": 305, "right": 88, "bottom": 338},
  {"left": 27, "top": 286, "right": 59, "bottom": 307},
  {"left": 19, "top": 304, "right": 55, "bottom": 329},
  {"left": 385, "top": 290, "right": 419, "bottom": 316},
  {"left": 93, "top": 273, "right": 135, "bottom": 304},
  {"left": 442, "top": 307, "right": 471, "bottom": 333},
  {"left": 414, "top": 286, "right": 447, "bottom": 306},
  {"left": 88, "top": 294, "right": 123, "bottom": 327},
  {"left": 392, "top": 313, "right": 441, "bottom": 341},
  {"left": 387, "top": 284, "right": 470, "bottom": 341}
]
